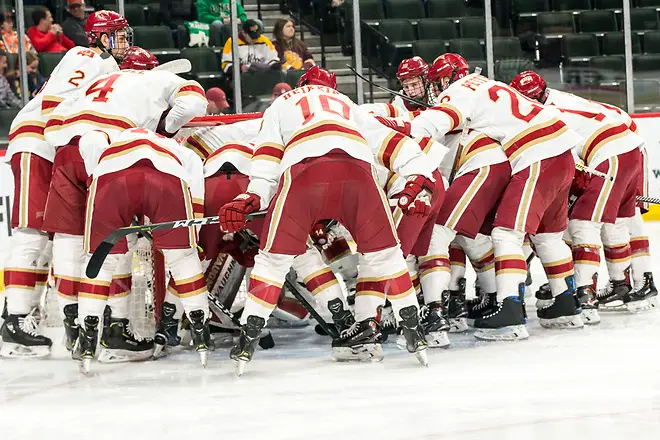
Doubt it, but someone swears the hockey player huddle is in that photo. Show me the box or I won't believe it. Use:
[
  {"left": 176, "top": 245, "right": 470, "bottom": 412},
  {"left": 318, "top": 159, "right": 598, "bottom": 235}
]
[{"left": 1, "top": 9, "right": 656, "bottom": 376}]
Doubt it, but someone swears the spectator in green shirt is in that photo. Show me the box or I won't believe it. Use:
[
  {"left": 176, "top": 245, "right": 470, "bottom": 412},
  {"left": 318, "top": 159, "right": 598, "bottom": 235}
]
[{"left": 197, "top": 0, "right": 248, "bottom": 34}]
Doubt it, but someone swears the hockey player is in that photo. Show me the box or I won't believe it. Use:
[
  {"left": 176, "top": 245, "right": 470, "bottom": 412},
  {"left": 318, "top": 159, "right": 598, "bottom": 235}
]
[
  {"left": 510, "top": 71, "right": 644, "bottom": 324},
  {"left": 75, "top": 128, "right": 207, "bottom": 372},
  {"left": 0, "top": 10, "right": 130, "bottom": 358},
  {"left": 182, "top": 117, "right": 262, "bottom": 160},
  {"left": 219, "top": 66, "right": 438, "bottom": 374},
  {"left": 409, "top": 54, "right": 581, "bottom": 341}
]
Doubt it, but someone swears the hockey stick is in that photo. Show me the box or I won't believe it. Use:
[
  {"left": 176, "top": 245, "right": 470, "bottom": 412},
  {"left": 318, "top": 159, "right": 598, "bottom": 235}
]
[
  {"left": 86, "top": 212, "right": 266, "bottom": 279},
  {"left": 183, "top": 113, "right": 263, "bottom": 128},
  {"left": 345, "top": 65, "right": 428, "bottom": 108},
  {"left": 447, "top": 118, "right": 472, "bottom": 185},
  {"left": 636, "top": 195, "right": 660, "bottom": 204},
  {"left": 575, "top": 162, "right": 614, "bottom": 182},
  {"left": 153, "top": 59, "right": 192, "bottom": 74}
]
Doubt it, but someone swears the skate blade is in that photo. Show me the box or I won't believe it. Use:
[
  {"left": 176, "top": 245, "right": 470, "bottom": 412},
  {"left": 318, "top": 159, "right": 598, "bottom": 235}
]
[
  {"left": 599, "top": 300, "right": 625, "bottom": 311},
  {"left": 199, "top": 350, "right": 208, "bottom": 368},
  {"left": 79, "top": 357, "right": 93, "bottom": 376},
  {"left": 234, "top": 359, "right": 247, "bottom": 377},
  {"left": 426, "top": 331, "right": 450, "bottom": 348},
  {"left": 624, "top": 299, "right": 653, "bottom": 313},
  {"left": 581, "top": 309, "right": 601, "bottom": 325},
  {"left": 415, "top": 348, "right": 429, "bottom": 367},
  {"left": 474, "top": 324, "right": 529, "bottom": 341},
  {"left": 448, "top": 318, "right": 468, "bottom": 333},
  {"left": 332, "top": 344, "right": 384, "bottom": 362},
  {"left": 152, "top": 343, "right": 171, "bottom": 359},
  {"left": 0, "top": 342, "right": 50, "bottom": 359},
  {"left": 539, "top": 314, "right": 584, "bottom": 329},
  {"left": 98, "top": 347, "right": 154, "bottom": 364}
]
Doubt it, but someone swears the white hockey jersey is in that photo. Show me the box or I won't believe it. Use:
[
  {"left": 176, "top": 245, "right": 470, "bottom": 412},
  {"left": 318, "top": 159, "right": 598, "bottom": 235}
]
[
  {"left": 6, "top": 47, "right": 119, "bottom": 162},
  {"left": 360, "top": 102, "right": 417, "bottom": 121},
  {"left": 248, "top": 85, "right": 441, "bottom": 209},
  {"left": 203, "top": 141, "right": 254, "bottom": 177},
  {"left": 544, "top": 89, "right": 643, "bottom": 167},
  {"left": 44, "top": 69, "right": 207, "bottom": 147},
  {"left": 79, "top": 128, "right": 204, "bottom": 213},
  {"left": 438, "top": 129, "right": 509, "bottom": 180},
  {"left": 183, "top": 118, "right": 262, "bottom": 160},
  {"left": 411, "top": 73, "right": 581, "bottom": 174}
]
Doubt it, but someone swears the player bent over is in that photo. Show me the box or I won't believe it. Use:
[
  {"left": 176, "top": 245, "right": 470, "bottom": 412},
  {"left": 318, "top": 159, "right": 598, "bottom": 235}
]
[
  {"left": 219, "top": 67, "right": 437, "bottom": 374},
  {"left": 0, "top": 10, "right": 130, "bottom": 358},
  {"left": 77, "top": 128, "right": 208, "bottom": 372}
]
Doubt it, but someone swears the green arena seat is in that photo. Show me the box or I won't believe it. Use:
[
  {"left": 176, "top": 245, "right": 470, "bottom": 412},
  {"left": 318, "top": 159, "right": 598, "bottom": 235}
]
[{"left": 417, "top": 18, "right": 458, "bottom": 40}]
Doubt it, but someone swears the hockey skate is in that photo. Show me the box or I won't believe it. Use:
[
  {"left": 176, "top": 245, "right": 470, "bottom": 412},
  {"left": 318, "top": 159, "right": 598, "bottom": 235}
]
[
  {"left": 188, "top": 309, "right": 212, "bottom": 368},
  {"left": 467, "top": 291, "right": 497, "bottom": 325},
  {"left": 537, "top": 276, "right": 584, "bottom": 329},
  {"left": 76, "top": 316, "right": 100, "bottom": 375},
  {"left": 331, "top": 318, "right": 384, "bottom": 362},
  {"left": 230, "top": 315, "right": 266, "bottom": 376},
  {"left": 99, "top": 318, "right": 154, "bottom": 363},
  {"left": 327, "top": 298, "right": 356, "bottom": 333},
  {"left": 445, "top": 281, "right": 468, "bottom": 333},
  {"left": 535, "top": 283, "right": 553, "bottom": 309},
  {"left": 474, "top": 285, "right": 529, "bottom": 341},
  {"left": 576, "top": 285, "right": 600, "bottom": 325},
  {"left": 628, "top": 272, "right": 658, "bottom": 311},
  {"left": 415, "top": 301, "right": 450, "bottom": 349},
  {"left": 398, "top": 305, "right": 429, "bottom": 366},
  {"left": 62, "top": 304, "right": 79, "bottom": 352},
  {"left": 0, "top": 314, "right": 52, "bottom": 358},
  {"left": 598, "top": 268, "right": 633, "bottom": 312},
  {"left": 153, "top": 302, "right": 181, "bottom": 359}
]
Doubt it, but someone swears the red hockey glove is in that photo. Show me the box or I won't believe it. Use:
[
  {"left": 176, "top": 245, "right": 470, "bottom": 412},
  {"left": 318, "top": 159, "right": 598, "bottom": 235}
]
[
  {"left": 310, "top": 221, "right": 329, "bottom": 246},
  {"left": 219, "top": 193, "right": 261, "bottom": 233},
  {"left": 571, "top": 168, "right": 592, "bottom": 198},
  {"left": 396, "top": 175, "right": 434, "bottom": 217},
  {"left": 374, "top": 116, "right": 412, "bottom": 136}
]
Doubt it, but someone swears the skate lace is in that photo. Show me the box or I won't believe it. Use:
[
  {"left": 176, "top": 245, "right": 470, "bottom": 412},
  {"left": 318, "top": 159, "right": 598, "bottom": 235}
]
[
  {"left": 419, "top": 305, "right": 430, "bottom": 321},
  {"left": 596, "top": 283, "right": 613, "bottom": 299},
  {"left": 124, "top": 323, "right": 146, "bottom": 342},
  {"left": 473, "top": 294, "right": 490, "bottom": 311},
  {"left": 340, "top": 321, "right": 361, "bottom": 338},
  {"left": 19, "top": 314, "right": 41, "bottom": 337}
]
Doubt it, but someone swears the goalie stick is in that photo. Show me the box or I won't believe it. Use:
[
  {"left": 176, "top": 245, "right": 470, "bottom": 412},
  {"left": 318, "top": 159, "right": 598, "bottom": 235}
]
[
  {"left": 86, "top": 213, "right": 265, "bottom": 278},
  {"left": 152, "top": 59, "right": 192, "bottom": 74}
]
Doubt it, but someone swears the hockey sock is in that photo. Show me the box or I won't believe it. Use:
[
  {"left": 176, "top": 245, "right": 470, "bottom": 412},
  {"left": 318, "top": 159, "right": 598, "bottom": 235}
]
[
  {"left": 491, "top": 227, "right": 526, "bottom": 302},
  {"left": 629, "top": 208, "right": 652, "bottom": 286},
  {"left": 406, "top": 255, "right": 421, "bottom": 296},
  {"left": 569, "top": 219, "right": 602, "bottom": 287},
  {"left": 164, "top": 285, "right": 184, "bottom": 320},
  {"left": 106, "top": 251, "right": 133, "bottom": 319},
  {"left": 78, "top": 253, "right": 121, "bottom": 322},
  {"left": 163, "top": 248, "right": 210, "bottom": 320},
  {"left": 240, "top": 251, "right": 294, "bottom": 325},
  {"left": 4, "top": 228, "right": 50, "bottom": 315},
  {"left": 32, "top": 239, "right": 52, "bottom": 309},
  {"left": 292, "top": 247, "right": 347, "bottom": 313},
  {"left": 53, "top": 233, "right": 86, "bottom": 314},
  {"left": 601, "top": 217, "right": 632, "bottom": 281},
  {"left": 419, "top": 225, "right": 454, "bottom": 305},
  {"left": 531, "top": 232, "right": 574, "bottom": 296},
  {"left": 459, "top": 234, "right": 497, "bottom": 294}
]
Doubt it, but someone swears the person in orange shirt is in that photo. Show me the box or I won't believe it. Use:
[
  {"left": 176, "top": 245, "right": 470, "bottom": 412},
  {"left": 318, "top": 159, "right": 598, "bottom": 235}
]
[
  {"left": 0, "top": 12, "right": 35, "bottom": 54},
  {"left": 27, "top": 6, "right": 75, "bottom": 53}
]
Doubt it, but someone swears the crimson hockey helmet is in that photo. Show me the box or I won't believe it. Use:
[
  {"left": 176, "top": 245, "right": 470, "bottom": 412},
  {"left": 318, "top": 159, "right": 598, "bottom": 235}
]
[
  {"left": 427, "top": 53, "right": 469, "bottom": 91},
  {"left": 510, "top": 71, "right": 547, "bottom": 102},
  {"left": 297, "top": 66, "right": 337, "bottom": 90},
  {"left": 120, "top": 47, "right": 159, "bottom": 70},
  {"left": 396, "top": 56, "right": 429, "bottom": 81},
  {"left": 86, "top": 10, "right": 132, "bottom": 59}
]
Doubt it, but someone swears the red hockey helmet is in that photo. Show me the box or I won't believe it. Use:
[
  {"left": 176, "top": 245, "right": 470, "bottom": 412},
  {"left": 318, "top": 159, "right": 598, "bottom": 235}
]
[
  {"left": 86, "top": 10, "right": 132, "bottom": 58},
  {"left": 120, "top": 46, "right": 159, "bottom": 70},
  {"left": 510, "top": 71, "right": 547, "bottom": 102},
  {"left": 297, "top": 65, "right": 337, "bottom": 90},
  {"left": 427, "top": 53, "right": 469, "bottom": 90},
  {"left": 396, "top": 56, "right": 429, "bottom": 81}
]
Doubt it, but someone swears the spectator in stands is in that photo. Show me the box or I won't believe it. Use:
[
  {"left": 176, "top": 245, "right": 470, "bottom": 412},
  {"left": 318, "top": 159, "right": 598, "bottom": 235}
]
[
  {"left": 62, "top": 0, "right": 88, "bottom": 47},
  {"left": 0, "top": 12, "right": 35, "bottom": 54},
  {"left": 272, "top": 18, "right": 315, "bottom": 71},
  {"left": 206, "top": 87, "right": 229, "bottom": 114},
  {"left": 0, "top": 52, "right": 21, "bottom": 108},
  {"left": 9, "top": 52, "right": 46, "bottom": 100},
  {"left": 243, "top": 81, "right": 292, "bottom": 112},
  {"left": 272, "top": 82, "right": 292, "bottom": 100},
  {"left": 198, "top": 0, "right": 248, "bottom": 35},
  {"left": 28, "top": 6, "right": 75, "bottom": 53},
  {"left": 221, "top": 19, "right": 280, "bottom": 77}
]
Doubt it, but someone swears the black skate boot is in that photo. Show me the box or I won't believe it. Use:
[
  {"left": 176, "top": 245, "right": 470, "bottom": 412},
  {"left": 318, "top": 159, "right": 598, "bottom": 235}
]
[
  {"left": 331, "top": 318, "right": 383, "bottom": 362},
  {"left": 598, "top": 267, "right": 632, "bottom": 311},
  {"left": 377, "top": 301, "right": 397, "bottom": 342},
  {"left": 231, "top": 315, "right": 266, "bottom": 376},
  {"left": 0, "top": 314, "right": 52, "bottom": 358},
  {"left": 77, "top": 315, "right": 99, "bottom": 374},
  {"left": 418, "top": 301, "right": 450, "bottom": 348},
  {"left": 622, "top": 272, "right": 656, "bottom": 312},
  {"left": 62, "top": 304, "right": 79, "bottom": 352},
  {"left": 327, "top": 298, "right": 356, "bottom": 334},
  {"left": 467, "top": 291, "right": 498, "bottom": 324},
  {"left": 474, "top": 284, "right": 529, "bottom": 341},
  {"left": 153, "top": 302, "right": 181, "bottom": 358},
  {"left": 537, "top": 276, "right": 584, "bottom": 329},
  {"left": 445, "top": 278, "right": 468, "bottom": 333},
  {"left": 188, "top": 309, "right": 212, "bottom": 368},
  {"left": 535, "top": 283, "right": 552, "bottom": 309},
  {"left": 398, "top": 305, "right": 429, "bottom": 366},
  {"left": 576, "top": 278, "right": 600, "bottom": 325},
  {"left": 99, "top": 317, "right": 154, "bottom": 363}
]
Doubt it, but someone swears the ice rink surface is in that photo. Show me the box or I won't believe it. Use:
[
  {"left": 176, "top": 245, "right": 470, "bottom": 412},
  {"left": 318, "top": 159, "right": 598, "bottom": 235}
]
[{"left": 2, "top": 228, "right": 660, "bottom": 440}]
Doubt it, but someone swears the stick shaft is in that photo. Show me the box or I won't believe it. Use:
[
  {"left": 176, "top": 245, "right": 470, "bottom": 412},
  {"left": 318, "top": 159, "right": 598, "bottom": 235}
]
[{"left": 345, "top": 65, "right": 427, "bottom": 108}]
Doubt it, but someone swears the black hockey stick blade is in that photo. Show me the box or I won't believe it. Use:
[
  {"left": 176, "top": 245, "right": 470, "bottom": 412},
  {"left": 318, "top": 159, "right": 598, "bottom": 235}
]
[
  {"left": 345, "top": 65, "right": 428, "bottom": 108},
  {"left": 284, "top": 269, "right": 339, "bottom": 339},
  {"left": 86, "top": 211, "right": 266, "bottom": 279}
]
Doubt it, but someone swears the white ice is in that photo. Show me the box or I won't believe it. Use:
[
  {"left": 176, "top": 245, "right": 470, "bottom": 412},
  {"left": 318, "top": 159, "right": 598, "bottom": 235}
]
[{"left": 2, "top": 227, "right": 660, "bottom": 440}]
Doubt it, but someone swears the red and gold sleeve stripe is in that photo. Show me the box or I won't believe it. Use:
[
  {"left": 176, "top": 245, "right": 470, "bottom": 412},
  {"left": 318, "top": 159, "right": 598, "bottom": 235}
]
[
  {"left": 184, "top": 133, "right": 213, "bottom": 160},
  {"left": 253, "top": 142, "right": 285, "bottom": 163},
  {"left": 416, "top": 136, "right": 434, "bottom": 154},
  {"left": 41, "top": 95, "right": 64, "bottom": 115},
  {"left": 459, "top": 134, "right": 499, "bottom": 169},
  {"left": 286, "top": 121, "right": 366, "bottom": 152},
  {"left": 99, "top": 138, "right": 182, "bottom": 164},
  {"left": 582, "top": 122, "right": 630, "bottom": 165},
  {"left": 428, "top": 103, "right": 462, "bottom": 131},
  {"left": 176, "top": 81, "right": 207, "bottom": 100},
  {"left": 9, "top": 120, "right": 46, "bottom": 142},
  {"left": 377, "top": 131, "right": 409, "bottom": 170},
  {"left": 45, "top": 110, "right": 135, "bottom": 133},
  {"left": 503, "top": 118, "right": 567, "bottom": 162}
]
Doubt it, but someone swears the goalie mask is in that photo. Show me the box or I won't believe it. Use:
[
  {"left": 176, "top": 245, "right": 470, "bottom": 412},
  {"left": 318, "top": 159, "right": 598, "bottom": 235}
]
[{"left": 86, "top": 10, "right": 132, "bottom": 61}]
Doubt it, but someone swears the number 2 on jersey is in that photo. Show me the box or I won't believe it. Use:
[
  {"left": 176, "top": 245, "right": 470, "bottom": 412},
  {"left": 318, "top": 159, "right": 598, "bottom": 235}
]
[
  {"left": 86, "top": 73, "right": 121, "bottom": 103},
  {"left": 296, "top": 95, "right": 351, "bottom": 124},
  {"left": 488, "top": 85, "right": 542, "bottom": 123}
]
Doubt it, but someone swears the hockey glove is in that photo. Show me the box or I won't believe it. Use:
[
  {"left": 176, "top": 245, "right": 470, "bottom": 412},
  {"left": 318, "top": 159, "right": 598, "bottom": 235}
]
[
  {"left": 396, "top": 175, "right": 434, "bottom": 217},
  {"left": 310, "top": 221, "right": 329, "bottom": 246},
  {"left": 374, "top": 116, "right": 412, "bottom": 137},
  {"left": 571, "top": 168, "right": 592, "bottom": 198},
  {"left": 219, "top": 193, "right": 261, "bottom": 233}
]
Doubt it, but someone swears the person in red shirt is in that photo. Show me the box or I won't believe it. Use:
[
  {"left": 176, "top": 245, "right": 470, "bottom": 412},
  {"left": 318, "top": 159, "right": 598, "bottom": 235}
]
[{"left": 27, "top": 6, "right": 75, "bottom": 53}]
